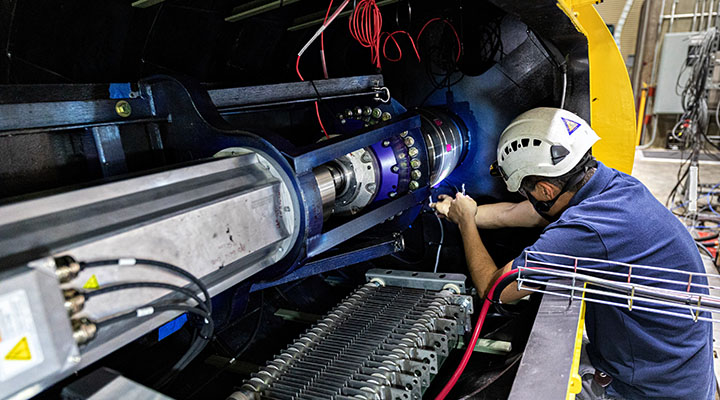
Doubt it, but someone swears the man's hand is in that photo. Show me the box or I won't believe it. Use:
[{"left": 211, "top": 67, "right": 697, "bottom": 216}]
[
  {"left": 447, "top": 192, "right": 477, "bottom": 226},
  {"left": 429, "top": 194, "right": 453, "bottom": 218},
  {"left": 430, "top": 193, "right": 478, "bottom": 225}
]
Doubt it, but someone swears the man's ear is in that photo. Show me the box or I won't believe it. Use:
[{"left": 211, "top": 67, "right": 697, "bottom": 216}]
[{"left": 535, "top": 181, "right": 559, "bottom": 200}]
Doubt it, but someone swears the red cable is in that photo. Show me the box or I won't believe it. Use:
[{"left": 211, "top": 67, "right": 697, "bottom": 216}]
[
  {"left": 417, "top": 17, "right": 462, "bottom": 63},
  {"left": 314, "top": 102, "right": 329, "bottom": 138},
  {"left": 295, "top": 55, "right": 329, "bottom": 139},
  {"left": 295, "top": 55, "right": 304, "bottom": 81},
  {"left": 434, "top": 269, "right": 519, "bottom": 400},
  {"left": 381, "top": 30, "right": 421, "bottom": 63}
]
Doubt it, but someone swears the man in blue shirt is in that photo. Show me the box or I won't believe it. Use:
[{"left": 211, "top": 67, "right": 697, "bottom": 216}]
[{"left": 431, "top": 108, "right": 714, "bottom": 399}]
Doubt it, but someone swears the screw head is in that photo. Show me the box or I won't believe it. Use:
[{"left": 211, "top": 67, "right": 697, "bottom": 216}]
[
  {"left": 382, "top": 140, "right": 391, "bottom": 147},
  {"left": 391, "top": 165, "right": 399, "bottom": 173},
  {"left": 115, "top": 100, "right": 132, "bottom": 117}
]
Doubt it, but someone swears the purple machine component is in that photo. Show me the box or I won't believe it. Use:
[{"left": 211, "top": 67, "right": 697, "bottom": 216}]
[{"left": 369, "top": 140, "right": 399, "bottom": 202}]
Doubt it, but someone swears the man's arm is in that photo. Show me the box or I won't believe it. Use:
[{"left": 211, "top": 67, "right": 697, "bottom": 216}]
[
  {"left": 431, "top": 196, "right": 547, "bottom": 229},
  {"left": 475, "top": 200, "right": 549, "bottom": 229},
  {"left": 449, "top": 194, "right": 532, "bottom": 301}
]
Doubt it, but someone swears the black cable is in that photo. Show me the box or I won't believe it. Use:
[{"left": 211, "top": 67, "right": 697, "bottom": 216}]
[
  {"left": 85, "top": 282, "right": 209, "bottom": 314},
  {"left": 698, "top": 241, "right": 715, "bottom": 259},
  {"left": 155, "top": 314, "right": 215, "bottom": 388},
  {"left": 80, "top": 257, "right": 214, "bottom": 389},
  {"left": 97, "top": 303, "right": 211, "bottom": 330},
  {"left": 81, "top": 258, "right": 212, "bottom": 314},
  {"left": 186, "top": 291, "right": 265, "bottom": 399}
]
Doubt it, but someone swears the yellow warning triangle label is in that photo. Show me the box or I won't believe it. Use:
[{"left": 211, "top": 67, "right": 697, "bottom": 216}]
[
  {"left": 561, "top": 117, "right": 581, "bottom": 135},
  {"left": 83, "top": 274, "right": 100, "bottom": 289},
  {"left": 5, "top": 337, "right": 31, "bottom": 361}
]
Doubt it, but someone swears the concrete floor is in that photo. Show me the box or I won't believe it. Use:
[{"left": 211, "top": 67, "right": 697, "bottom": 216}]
[{"left": 631, "top": 149, "right": 720, "bottom": 205}]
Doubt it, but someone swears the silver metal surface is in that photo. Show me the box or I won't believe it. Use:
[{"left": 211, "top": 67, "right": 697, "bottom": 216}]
[
  {"left": 333, "top": 148, "right": 380, "bottom": 215},
  {"left": 417, "top": 108, "right": 466, "bottom": 187},
  {"left": 230, "top": 279, "right": 473, "bottom": 400},
  {"left": 313, "top": 165, "right": 338, "bottom": 218},
  {"left": 0, "top": 152, "right": 300, "bottom": 397},
  {"left": 63, "top": 367, "right": 173, "bottom": 400},
  {"left": 365, "top": 269, "right": 467, "bottom": 294},
  {"left": 89, "top": 375, "right": 172, "bottom": 400}
]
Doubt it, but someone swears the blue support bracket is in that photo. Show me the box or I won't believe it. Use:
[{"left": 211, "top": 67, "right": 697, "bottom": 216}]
[
  {"left": 250, "top": 234, "right": 404, "bottom": 293},
  {"left": 289, "top": 113, "right": 421, "bottom": 173},
  {"left": 307, "top": 187, "right": 428, "bottom": 258}
]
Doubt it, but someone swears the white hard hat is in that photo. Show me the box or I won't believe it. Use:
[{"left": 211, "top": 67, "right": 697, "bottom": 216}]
[{"left": 494, "top": 107, "right": 600, "bottom": 192}]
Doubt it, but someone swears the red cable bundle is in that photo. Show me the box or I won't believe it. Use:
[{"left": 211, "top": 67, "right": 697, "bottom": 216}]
[{"left": 349, "top": 0, "right": 383, "bottom": 68}]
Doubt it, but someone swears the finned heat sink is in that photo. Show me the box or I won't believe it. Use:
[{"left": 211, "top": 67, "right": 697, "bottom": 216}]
[{"left": 229, "top": 279, "right": 473, "bottom": 400}]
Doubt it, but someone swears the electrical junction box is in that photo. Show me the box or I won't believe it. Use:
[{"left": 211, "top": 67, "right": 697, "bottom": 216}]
[
  {"left": 0, "top": 263, "right": 79, "bottom": 400},
  {"left": 654, "top": 32, "right": 699, "bottom": 115}
]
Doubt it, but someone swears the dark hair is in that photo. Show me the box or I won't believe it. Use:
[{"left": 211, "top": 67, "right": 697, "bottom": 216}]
[{"left": 520, "top": 151, "right": 596, "bottom": 194}]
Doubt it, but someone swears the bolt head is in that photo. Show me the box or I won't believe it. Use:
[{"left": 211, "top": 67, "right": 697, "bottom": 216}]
[{"left": 115, "top": 100, "right": 132, "bottom": 117}]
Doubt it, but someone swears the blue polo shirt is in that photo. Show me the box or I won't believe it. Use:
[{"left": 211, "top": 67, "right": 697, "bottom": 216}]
[{"left": 513, "top": 162, "right": 714, "bottom": 400}]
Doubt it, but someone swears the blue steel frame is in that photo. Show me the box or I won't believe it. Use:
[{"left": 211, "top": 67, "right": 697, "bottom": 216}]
[
  {"left": 139, "top": 76, "right": 429, "bottom": 281},
  {"left": 249, "top": 234, "right": 404, "bottom": 292}
]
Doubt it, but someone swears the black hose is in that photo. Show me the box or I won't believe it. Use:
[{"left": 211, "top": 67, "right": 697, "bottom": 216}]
[
  {"left": 97, "top": 303, "right": 211, "bottom": 330},
  {"left": 186, "top": 291, "right": 265, "bottom": 399},
  {"left": 81, "top": 258, "right": 212, "bottom": 314},
  {"left": 85, "top": 282, "right": 209, "bottom": 314}
]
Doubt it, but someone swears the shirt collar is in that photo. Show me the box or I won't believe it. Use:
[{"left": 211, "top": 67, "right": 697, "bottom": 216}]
[{"left": 567, "top": 161, "right": 612, "bottom": 207}]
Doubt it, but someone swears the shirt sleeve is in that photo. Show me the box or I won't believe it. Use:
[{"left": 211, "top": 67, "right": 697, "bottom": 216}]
[{"left": 512, "top": 221, "right": 608, "bottom": 277}]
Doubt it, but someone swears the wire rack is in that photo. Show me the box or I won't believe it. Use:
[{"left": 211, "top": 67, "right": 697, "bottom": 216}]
[{"left": 515, "top": 250, "right": 720, "bottom": 323}]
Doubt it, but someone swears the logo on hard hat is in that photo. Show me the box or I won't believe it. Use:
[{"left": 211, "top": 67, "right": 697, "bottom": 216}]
[{"left": 561, "top": 117, "right": 581, "bottom": 135}]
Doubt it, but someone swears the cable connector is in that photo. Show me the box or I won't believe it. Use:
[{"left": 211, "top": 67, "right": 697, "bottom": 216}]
[
  {"left": 63, "top": 289, "right": 86, "bottom": 316},
  {"left": 54, "top": 255, "right": 81, "bottom": 283},
  {"left": 71, "top": 318, "right": 97, "bottom": 345}
]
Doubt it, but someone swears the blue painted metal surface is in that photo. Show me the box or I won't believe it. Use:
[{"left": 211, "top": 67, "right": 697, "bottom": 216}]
[
  {"left": 157, "top": 313, "right": 188, "bottom": 341},
  {"left": 250, "top": 235, "right": 403, "bottom": 292},
  {"left": 369, "top": 138, "right": 399, "bottom": 202},
  {"left": 290, "top": 114, "right": 421, "bottom": 173},
  {"left": 108, "top": 83, "right": 132, "bottom": 99},
  {"left": 307, "top": 188, "right": 428, "bottom": 257}
]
